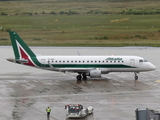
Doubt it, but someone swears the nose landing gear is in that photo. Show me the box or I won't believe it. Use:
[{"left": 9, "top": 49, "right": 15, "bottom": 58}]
[{"left": 134, "top": 72, "right": 138, "bottom": 80}]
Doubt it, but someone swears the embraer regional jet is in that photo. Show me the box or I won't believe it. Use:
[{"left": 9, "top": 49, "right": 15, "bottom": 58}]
[{"left": 7, "top": 31, "right": 156, "bottom": 80}]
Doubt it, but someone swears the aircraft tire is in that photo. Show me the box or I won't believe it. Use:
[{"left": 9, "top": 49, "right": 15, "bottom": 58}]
[
  {"left": 77, "top": 75, "right": 82, "bottom": 80},
  {"left": 83, "top": 76, "right": 87, "bottom": 80},
  {"left": 135, "top": 76, "right": 138, "bottom": 80}
]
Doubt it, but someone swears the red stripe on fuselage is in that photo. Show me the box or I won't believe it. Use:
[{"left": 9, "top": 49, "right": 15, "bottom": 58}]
[{"left": 19, "top": 47, "right": 35, "bottom": 66}]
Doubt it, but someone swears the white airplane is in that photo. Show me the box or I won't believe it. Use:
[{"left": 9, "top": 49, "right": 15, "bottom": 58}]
[{"left": 7, "top": 31, "right": 156, "bottom": 80}]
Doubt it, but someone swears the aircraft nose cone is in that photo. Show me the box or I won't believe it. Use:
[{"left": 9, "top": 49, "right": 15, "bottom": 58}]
[{"left": 150, "top": 64, "right": 156, "bottom": 70}]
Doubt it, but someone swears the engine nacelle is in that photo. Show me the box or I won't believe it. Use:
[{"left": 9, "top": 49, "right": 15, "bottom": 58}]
[{"left": 89, "top": 70, "right": 101, "bottom": 78}]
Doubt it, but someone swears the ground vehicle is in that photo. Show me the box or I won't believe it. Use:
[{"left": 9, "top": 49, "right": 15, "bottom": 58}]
[{"left": 65, "top": 104, "right": 93, "bottom": 118}]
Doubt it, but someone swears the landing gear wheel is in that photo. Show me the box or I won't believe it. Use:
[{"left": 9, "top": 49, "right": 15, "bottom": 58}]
[
  {"left": 82, "top": 73, "right": 87, "bottom": 80},
  {"left": 83, "top": 76, "right": 87, "bottom": 80},
  {"left": 76, "top": 75, "right": 82, "bottom": 80},
  {"left": 135, "top": 76, "right": 138, "bottom": 80},
  {"left": 134, "top": 72, "right": 138, "bottom": 80}
]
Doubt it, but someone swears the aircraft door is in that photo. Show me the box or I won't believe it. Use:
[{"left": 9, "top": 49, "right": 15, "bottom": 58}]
[
  {"left": 130, "top": 59, "right": 135, "bottom": 67},
  {"left": 41, "top": 59, "right": 45, "bottom": 67}
]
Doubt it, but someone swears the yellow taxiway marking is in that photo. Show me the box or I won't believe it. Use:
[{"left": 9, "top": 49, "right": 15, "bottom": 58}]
[{"left": 155, "top": 80, "right": 160, "bottom": 82}]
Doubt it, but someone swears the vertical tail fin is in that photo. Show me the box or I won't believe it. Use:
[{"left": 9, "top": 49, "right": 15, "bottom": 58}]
[
  {"left": 8, "top": 31, "right": 41, "bottom": 67},
  {"left": 9, "top": 31, "right": 36, "bottom": 59}
]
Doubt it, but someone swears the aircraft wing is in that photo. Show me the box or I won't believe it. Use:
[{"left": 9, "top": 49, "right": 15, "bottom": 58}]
[
  {"left": 59, "top": 68, "right": 94, "bottom": 73},
  {"left": 47, "top": 61, "right": 93, "bottom": 73},
  {"left": 47, "top": 67, "right": 94, "bottom": 73}
]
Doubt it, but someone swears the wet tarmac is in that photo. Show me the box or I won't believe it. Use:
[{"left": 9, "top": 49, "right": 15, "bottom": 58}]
[{"left": 0, "top": 46, "right": 160, "bottom": 120}]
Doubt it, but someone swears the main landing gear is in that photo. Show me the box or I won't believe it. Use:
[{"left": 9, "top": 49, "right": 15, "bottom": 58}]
[
  {"left": 76, "top": 73, "right": 87, "bottom": 81},
  {"left": 134, "top": 72, "right": 138, "bottom": 80},
  {"left": 76, "top": 75, "right": 82, "bottom": 80}
]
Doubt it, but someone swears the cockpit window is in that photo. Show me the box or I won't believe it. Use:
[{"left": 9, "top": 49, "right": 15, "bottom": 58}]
[
  {"left": 139, "top": 59, "right": 148, "bottom": 62},
  {"left": 139, "top": 59, "right": 143, "bottom": 62},
  {"left": 144, "top": 60, "right": 148, "bottom": 62}
]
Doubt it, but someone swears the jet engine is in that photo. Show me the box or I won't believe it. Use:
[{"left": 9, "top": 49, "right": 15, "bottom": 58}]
[{"left": 89, "top": 69, "right": 101, "bottom": 78}]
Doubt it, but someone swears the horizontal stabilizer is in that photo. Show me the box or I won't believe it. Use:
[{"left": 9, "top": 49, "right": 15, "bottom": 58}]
[{"left": 7, "top": 58, "right": 28, "bottom": 63}]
